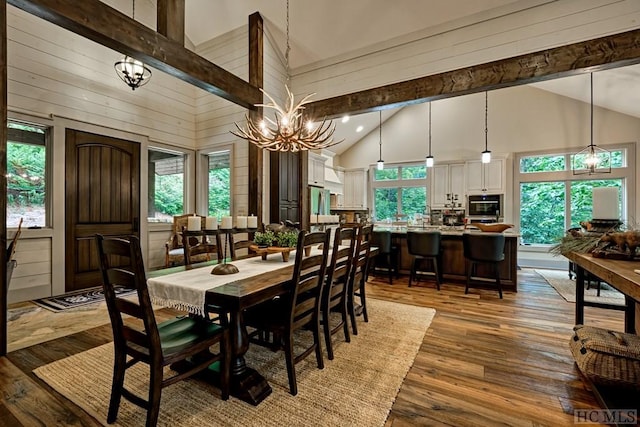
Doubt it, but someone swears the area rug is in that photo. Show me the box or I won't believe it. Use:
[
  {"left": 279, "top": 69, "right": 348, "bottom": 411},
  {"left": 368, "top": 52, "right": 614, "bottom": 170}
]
[
  {"left": 32, "top": 286, "right": 135, "bottom": 312},
  {"left": 33, "top": 298, "right": 435, "bottom": 427},
  {"left": 535, "top": 269, "right": 625, "bottom": 305}
]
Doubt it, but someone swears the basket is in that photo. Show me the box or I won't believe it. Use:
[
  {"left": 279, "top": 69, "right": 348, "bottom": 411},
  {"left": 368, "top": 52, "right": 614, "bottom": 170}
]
[
  {"left": 471, "top": 223, "right": 513, "bottom": 233},
  {"left": 569, "top": 325, "right": 640, "bottom": 390}
]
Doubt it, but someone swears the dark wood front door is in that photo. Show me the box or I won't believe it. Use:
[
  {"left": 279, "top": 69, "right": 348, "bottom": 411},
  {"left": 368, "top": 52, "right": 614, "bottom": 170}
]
[{"left": 65, "top": 129, "right": 140, "bottom": 292}]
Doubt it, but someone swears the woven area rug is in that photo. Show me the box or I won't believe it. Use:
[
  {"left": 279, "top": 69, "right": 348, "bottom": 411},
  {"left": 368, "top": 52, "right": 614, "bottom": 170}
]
[
  {"left": 535, "top": 268, "right": 625, "bottom": 305},
  {"left": 33, "top": 286, "right": 135, "bottom": 312},
  {"left": 33, "top": 298, "right": 435, "bottom": 427}
]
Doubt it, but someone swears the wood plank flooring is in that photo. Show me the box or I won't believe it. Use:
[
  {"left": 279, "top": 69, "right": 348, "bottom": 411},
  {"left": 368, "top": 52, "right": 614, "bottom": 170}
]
[{"left": 0, "top": 268, "right": 628, "bottom": 426}]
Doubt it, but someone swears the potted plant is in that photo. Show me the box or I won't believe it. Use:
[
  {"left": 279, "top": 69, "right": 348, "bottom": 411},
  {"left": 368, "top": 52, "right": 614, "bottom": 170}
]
[
  {"left": 275, "top": 230, "right": 298, "bottom": 248},
  {"left": 253, "top": 230, "right": 275, "bottom": 248}
]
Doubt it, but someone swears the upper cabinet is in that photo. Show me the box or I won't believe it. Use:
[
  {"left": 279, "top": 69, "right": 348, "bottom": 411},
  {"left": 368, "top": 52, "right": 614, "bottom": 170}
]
[
  {"left": 308, "top": 153, "right": 326, "bottom": 187},
  {"left": 466, "top": 158, "right": 504, "bottom": 194},
  {"left": 430, "top": 163, "right": 465, "bottom": 208},
  {"left": 343, "top": 169, "right": 368, "bottom": 208}
]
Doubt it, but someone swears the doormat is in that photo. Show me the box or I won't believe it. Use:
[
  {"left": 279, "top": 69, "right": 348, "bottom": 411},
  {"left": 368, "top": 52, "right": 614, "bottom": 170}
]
[{"left": 33, "top": 286, "right": 135, "bottom": 312}]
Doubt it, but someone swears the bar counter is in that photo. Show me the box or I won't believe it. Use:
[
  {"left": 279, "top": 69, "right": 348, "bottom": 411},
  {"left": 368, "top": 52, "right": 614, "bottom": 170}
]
[{"left": 373, "top": 226, "right": 519, "bottom": 291}]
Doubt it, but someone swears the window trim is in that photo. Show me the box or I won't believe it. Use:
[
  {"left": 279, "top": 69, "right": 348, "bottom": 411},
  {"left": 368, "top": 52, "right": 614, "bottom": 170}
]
[{"left": 514, "top": 142, "right": 635, "bottom": 247}]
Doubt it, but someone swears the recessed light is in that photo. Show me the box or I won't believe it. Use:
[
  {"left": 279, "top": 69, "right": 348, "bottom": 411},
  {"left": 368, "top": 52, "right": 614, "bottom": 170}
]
[
  {"left": 356, "top": 125, "right": 363, "bottom": 132},
  {"left": 341, "top": 115, "right": 350, "bottom": 123}
]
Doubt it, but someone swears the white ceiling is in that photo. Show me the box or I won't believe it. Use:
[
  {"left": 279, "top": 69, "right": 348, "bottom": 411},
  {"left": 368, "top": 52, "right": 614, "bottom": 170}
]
[{"left": 180, "top": 1, "right": 640, "bottom": 155}]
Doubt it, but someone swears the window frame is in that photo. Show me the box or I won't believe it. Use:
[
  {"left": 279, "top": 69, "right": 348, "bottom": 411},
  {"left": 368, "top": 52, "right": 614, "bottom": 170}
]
[
  {"left": 6, "top": 117, "right": 52, "bottom": 229},
  {"left": 514, "top": 142, "right": 635, "bottom": 247},
  {"left": 369, "top": 161, "right": 428, "bottom": 221},
  {"left": 147, "top": 143, "right": 192, "bottom": 223},
  {"left": 198, "top": 144, "right": 234, "bottom": 218}
]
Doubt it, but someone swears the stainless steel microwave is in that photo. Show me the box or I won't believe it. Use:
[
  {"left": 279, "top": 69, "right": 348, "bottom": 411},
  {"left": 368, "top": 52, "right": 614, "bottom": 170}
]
[{"left": 467, "top": 194, "right": 503, "bottom": 217}]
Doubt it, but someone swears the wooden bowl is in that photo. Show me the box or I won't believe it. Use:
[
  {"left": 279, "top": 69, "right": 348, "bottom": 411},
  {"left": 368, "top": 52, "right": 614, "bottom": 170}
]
[{"left": 471, "top": 223, "right": 514, "bottom": 233}]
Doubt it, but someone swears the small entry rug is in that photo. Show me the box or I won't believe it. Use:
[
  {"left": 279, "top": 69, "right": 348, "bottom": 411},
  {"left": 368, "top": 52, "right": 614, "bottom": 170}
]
[
  {"left": 34, "top": 298, "right": 435, "bottom": 427},
  {"left": 535, "top": 269, "right": 625, "bottom": 305},
  {"left": 33, "top": 286, "right": 135, "bottom": 312}
]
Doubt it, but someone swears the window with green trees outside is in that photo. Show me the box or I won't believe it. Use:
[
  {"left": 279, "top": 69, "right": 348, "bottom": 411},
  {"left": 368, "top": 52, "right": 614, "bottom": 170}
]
[
  {"left": 207, "top": 150, "right": 231, "bottom": 218},
  {"left": 517, "top": 148, "right": 629, "bottom": 245},
  {"left": 372, "top": 163, "right": 427, "bottom": 222},
  {"left": 148, "top": 148, "right": 186, "bottom": 222}
]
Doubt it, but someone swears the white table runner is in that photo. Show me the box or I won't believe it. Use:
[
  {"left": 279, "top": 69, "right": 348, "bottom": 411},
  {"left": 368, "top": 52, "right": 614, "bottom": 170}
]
[{"left": 147, "top": 248, "right": 324, "bottom": 316}]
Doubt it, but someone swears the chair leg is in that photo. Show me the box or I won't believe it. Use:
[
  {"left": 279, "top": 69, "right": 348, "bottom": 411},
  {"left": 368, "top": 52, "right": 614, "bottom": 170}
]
[
  {"left": 465, "top": 260, "right": 472, "bottom": 294},
  {"left": 387, "top": 254, "right": 393, "bottom": 285},
  {"left": 409, "top": 258, "right": 416, "bottom": 287},
  {"left": 495, "top": 262, "right": 503, "bottom": 299},
  {"left": 146, "top": 363, "right": 163, "bottom": 427},
  {"left": 432, "top": 257, "right": 441, "bottom": 291},
  {"left": 284, "top": 334, "right": 297, "bottom": 396},
  {"left": 314, "top": 318, "right": 324, "bottom": 370},
  {"left": 323, "top": 307, "right": 334, "bottom": 361},
  {"left": 341, "top": 300, "right": 351, "bottom": 343},
  {"left": 360, "top": 281, "right": 369, "bottom": 323},
  {"left": 107, "top": 351, "right": 126, "bottom": 424},
  {"left": 348, "top": 292, "right": 358, "bottom": 336}
]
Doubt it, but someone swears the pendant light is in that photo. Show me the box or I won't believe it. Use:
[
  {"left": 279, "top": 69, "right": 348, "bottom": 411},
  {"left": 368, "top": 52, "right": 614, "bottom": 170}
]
[
  {"left": 481, "top": 91, "right": 491, "bottom": 164},
  {"left": 426, "top": 102, "right": 434, "bottom": 168},
  {"left": 377, "top": 111, "right": 384, "bottom": 170},
  {"left": 231, "top": 0, "right": 340, "bottom": 152},
  {"left": 572, "top": 73, "right": 611, "bottom": 175},
  {"left": 114, "top": 0, "right": 152, "bottom": 90}
]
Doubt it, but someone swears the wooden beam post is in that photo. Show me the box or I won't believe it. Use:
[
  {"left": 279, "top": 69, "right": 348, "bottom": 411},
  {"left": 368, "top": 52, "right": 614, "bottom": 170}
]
[
  {"left": 9, "top": 0, "right": 261, "bottom": 109},
  {"left": 157, "top": 0, "right": 185, "bottom": 45},
  {"left": 304, "top": 28, "right": 640, "bottom": 118},
  {"left": 248, "top": 12, "right": 263, "bottom": 224}
]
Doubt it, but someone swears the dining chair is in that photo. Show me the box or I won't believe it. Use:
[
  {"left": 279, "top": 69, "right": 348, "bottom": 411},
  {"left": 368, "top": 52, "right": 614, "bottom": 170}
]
[
  {"left": 347, "top": 224, "right": 373, "bottom": 335},
  {"left": 407, "top": 230, "right": 442, "bottom": 289},
  {"left": 164, "top": 214, "right": 205, "bottom": 267},
  {"left": 229, "top": 229, "right": 257, "bottom": 260},
  {"left": 463, "top": 232, "right": 505, "bottom": 298},
  {"left": 322, "top": 226, "right": 356, "bottom": 360},
  {"left": 244, "top": 229, "right": 331, "bottom": 396},
  {"left": 95, "top": 234, "right": 230, "bottom": 427},
  {"left": 181, "top": 227, "right": 223, "bottom": 265}
]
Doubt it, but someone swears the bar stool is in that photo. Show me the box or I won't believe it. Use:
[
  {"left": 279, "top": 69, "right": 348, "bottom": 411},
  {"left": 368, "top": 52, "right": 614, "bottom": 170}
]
[
  {"left": 370, "top": 230, "right": 399, "bottom": 284},
  {"left": 407, "top": 230, "right": 442, "bottom": 290},
  {"left": 462, "top": 232, "right": 505, "bottom": 298}
]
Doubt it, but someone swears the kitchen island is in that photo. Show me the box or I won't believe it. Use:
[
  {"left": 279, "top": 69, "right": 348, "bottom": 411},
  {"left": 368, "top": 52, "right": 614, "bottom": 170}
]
[{"left": 374, "top": 226, "right": 519, "bottom": 291}]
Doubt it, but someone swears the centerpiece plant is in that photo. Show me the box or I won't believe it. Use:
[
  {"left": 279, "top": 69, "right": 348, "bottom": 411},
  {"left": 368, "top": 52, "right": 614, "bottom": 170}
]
[
  {"left": 275, "top": 230, "right": 298, "bottom": 248},
  {"left": 253, "top": 230, "right": 275, "bottom": 247}
]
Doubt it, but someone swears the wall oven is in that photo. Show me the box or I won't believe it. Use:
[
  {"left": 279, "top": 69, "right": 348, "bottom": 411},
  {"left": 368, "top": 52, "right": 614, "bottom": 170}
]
[{"left": 467, "top": 194, "right": 503, "bottom": 221}]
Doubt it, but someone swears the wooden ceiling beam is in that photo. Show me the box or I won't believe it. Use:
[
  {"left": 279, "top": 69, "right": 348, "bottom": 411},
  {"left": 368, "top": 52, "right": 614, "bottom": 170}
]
[
  {"left": 304, "top": 28, "right": 640, "bottom": 119},
  {"left": 8, "top": 0, "right": 261, "bottom": 109},
  {"left": 157, "top": 0, "right": 185, "bottom": 45}
]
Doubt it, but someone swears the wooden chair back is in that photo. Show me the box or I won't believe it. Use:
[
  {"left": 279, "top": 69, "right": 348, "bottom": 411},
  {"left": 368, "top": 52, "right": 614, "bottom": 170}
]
[
  {"left": 347, "top": 224, "right": 373, "bottom": 335},
  {"left": 229, "top": 230, "right": 256, "bottom": 260},
  {"left": 181, "top": 227, "right": 223, "bottom": 265},
  {"left": 96, "top": 233, "right": 230, "bottom": 426}
]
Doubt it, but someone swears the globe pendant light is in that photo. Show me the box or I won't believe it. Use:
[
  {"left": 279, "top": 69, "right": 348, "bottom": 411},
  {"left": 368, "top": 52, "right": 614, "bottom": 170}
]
[
  {"left": 572, "top": 73, "right": 611, "bottom": 175},
  {"left": 114, "top": 0, "right": 152, "bottom": 90},
  {"left": 481, "top": 91, "right": 491, "bottom": 164},
  {"left": 426, "top": 102, "right": 434, "bottom": 167},
  {"left": 377, "top": 111, "right": 384, "bottom": 170}
]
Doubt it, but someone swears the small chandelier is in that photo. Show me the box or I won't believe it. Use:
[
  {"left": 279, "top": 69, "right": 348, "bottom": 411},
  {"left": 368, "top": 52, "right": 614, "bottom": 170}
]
[
  {"left": 572, "top": 73, "right": 611, "bottom": 175},
  {"left": 377, "top": 111, "right": 384, "bottom": 170},
  {"left": 114, "top": 0, "right": 152, "bottom": 90},
  {"left": 231, "top": 0, "right": 340, "bottom": 152},
  {"left": 425, "top": 102, "right": 434, "bottom": 167},
  {"left": 482, "top": 91, "right": 491, "bottom": 164}
]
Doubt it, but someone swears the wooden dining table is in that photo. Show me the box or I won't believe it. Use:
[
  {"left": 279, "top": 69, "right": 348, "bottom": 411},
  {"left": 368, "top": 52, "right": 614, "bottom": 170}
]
[{"left": 146, "top": 248, "right": 316, "bottom": 405}]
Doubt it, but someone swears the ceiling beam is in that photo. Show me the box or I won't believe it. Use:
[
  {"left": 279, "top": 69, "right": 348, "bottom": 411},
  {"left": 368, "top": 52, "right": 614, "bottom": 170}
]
[
  {"left": 304, "top": 28, "right": 640, "bottom": 119},
  {"left": 157, "top": 0, "right": 185, "bottom": 45},
  {"left": 8, "top": 0, "right": 261, "bottom": 109}
]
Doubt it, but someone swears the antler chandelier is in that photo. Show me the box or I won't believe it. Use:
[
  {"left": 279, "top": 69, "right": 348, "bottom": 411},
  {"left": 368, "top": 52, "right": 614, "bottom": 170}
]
[{"left": 231, "top": 0, "right": 341, "bottom": 152}]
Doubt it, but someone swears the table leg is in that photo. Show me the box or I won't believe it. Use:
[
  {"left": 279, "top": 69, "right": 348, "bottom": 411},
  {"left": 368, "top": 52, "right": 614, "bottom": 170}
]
[
  {"left": 624, "top": 296, "right": 636, "bottom": 334},
  {"left": 575, "top": 265, "right": 585, "bottom": 325},
  {"left": 227, "top": 309, "right": 272, "bottom": 405}
]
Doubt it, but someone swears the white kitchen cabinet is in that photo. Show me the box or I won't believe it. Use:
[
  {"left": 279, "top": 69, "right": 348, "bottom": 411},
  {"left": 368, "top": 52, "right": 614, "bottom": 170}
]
[
  {"left": 466, "top": 159, "right": 504, "bottom": 194},
  {"left": 308, "top": 153, "right": 326, "bottom": 187},
  {"left": 343, "top": 169, "right": 368, "bottom": 208},
  {"left": 430, "top": 163, "right": 465, "bottom": 208}
]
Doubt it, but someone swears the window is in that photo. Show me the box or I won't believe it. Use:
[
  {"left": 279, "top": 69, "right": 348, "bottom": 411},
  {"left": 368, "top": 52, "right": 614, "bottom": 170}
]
[
  {"left": 371, "top": 163, "right": 427, "bottom": 221},
  {"left": 7, "top": 121, "right": 48, "bottom": 227},
  {"left": 516, "top": 145, "right": 633, "bottom": 245},
  {"left": 207, "top": 149, "right": 231, "bottom": 218},
  {"left": 148, "top": 148, "right": 186, "bottom": 222}
]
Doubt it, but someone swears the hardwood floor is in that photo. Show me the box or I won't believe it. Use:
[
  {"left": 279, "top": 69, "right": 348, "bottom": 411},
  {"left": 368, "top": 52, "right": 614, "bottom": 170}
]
[{"left": 0, "top": 268, "right": 627, "bottom": 426}]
